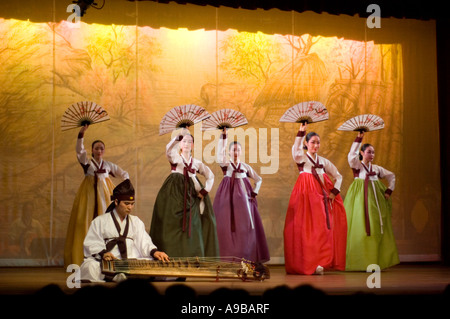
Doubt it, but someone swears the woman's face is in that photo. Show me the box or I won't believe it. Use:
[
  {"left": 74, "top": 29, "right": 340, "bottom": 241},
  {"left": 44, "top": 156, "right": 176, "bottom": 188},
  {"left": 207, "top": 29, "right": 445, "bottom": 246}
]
[
  {"left": 361, "top": 146, "right": 375, "bottom": 163},
  {"left": 229, "top": 143, "right": 242, "bottom": 161},
  {"left": 92, "top": 142, "right": 105, "bottom": 160},
  {"left": 305, "top": 135, "right": 320, "bottom": 155},
  {"left": 180, "top": 135, "right": 194, "bottom": 154}
]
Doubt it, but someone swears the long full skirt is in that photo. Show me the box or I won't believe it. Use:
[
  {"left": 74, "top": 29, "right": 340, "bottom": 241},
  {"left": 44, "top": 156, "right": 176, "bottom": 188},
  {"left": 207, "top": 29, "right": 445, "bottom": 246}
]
[
  {"left": 150, "top": 173, "right": 219, "bottom": 258},
  {"left": 64, "top": 175, "right": 115, "bottom": 267},
  {"left": 344, "top": 179, "right": 399, "bottom": 271},
  {"left": 284, "top": 173, "right": 347, "bottom": 275},
  {"left": 213, "top": 176, "right": 270, "bottom": 263}
]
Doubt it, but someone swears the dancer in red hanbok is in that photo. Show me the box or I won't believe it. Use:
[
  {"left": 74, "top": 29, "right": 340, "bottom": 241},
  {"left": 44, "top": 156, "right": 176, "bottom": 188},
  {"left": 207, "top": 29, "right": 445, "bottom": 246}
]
[{"left": 284, "top": 123, "right": 347, "bottom": 275}]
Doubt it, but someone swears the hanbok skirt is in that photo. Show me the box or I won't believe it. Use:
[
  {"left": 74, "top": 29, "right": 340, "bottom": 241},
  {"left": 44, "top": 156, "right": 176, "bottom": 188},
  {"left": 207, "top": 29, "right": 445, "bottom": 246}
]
[
  {"left": 213, "top": 176, "right": 270, "bottom": 263},
  {"left": 344, "top": 179, "right": 399, "bottom": 271},
  {"left": 150, "top": 172, "right": 219, "bottom": 258},
  {"left": 284, "top": 172, "right": 347, "bottom": 275},
  {"left": 64, "top": 175, "right": 115, "bottom": 267}
]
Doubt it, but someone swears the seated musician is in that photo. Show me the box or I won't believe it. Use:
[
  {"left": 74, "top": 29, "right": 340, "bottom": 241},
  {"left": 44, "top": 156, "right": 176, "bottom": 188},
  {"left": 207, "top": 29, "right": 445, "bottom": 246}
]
[{"left": 79, "top": 179, "right": 169, "bottom": 282}]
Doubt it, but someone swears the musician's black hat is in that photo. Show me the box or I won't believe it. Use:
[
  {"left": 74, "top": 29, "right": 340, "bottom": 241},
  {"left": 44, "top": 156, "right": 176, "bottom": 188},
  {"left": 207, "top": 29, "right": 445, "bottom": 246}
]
[{"left": 106, "top": 179, "right": 135, "bottom": 212}]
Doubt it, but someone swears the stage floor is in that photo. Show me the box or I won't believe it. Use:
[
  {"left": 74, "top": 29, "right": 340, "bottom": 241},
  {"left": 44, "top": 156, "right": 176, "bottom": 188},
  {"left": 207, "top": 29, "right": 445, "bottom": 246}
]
[
  {"left": 0, "top": 263, "right": 449, "bottom": 317},
  {"left": 0, "top": 263, "right": 448, "bottom": 296}
]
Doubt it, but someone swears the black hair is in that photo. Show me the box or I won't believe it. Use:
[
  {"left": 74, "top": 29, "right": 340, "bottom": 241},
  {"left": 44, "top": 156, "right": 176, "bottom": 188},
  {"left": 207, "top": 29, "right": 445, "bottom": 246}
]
[
  {"left": 359, "top": 143, "right": 374, "bottom": 160},
  {"left": 303, "top": 132, "right": 320, "bottom": 150}
]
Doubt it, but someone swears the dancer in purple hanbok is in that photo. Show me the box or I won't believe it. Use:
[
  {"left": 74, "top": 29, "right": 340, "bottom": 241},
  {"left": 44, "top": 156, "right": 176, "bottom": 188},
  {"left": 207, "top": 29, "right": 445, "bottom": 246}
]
[{"left": 213, "top": 129, "right": 270, "bottom": 263}]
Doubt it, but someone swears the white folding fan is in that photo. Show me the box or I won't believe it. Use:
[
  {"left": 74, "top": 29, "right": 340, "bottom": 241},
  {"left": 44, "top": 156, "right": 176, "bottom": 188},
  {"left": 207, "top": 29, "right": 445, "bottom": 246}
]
[
  {"left": 337, "top": 114, "right": 385, "bottom": 132},
  {"left": 159, "top": 104, "right": 210, "bottom": 135},
  {"left": 279, "top": 101, "right": 329, "bottom": 124},
  {"left": 61, "top": 101, "right": 110, "bottom": 131},
  {"left": 202, "top": 108, "right": 248, "bottom": 131}
]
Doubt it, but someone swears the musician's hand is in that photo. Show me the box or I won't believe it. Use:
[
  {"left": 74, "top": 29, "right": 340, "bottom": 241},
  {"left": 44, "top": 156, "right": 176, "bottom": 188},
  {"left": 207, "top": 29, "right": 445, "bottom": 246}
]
[
  {"left": 103, "top": 252, "right": 116, "bottom": 261},
  {"left": 153, "top": 251, "right": 170, "bottom": 262}
]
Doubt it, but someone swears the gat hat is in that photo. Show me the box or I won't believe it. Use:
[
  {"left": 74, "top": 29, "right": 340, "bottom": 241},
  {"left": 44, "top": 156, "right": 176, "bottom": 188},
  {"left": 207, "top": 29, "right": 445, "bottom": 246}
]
[{"left": 106, "top": 179, "right": 135, "bottom": 212}]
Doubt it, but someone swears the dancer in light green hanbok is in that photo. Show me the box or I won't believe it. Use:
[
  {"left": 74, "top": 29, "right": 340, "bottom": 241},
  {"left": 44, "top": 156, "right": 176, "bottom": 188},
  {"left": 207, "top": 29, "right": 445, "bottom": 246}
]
[{"left": 344, "top": 132, "right": 399, "bottom": 271}]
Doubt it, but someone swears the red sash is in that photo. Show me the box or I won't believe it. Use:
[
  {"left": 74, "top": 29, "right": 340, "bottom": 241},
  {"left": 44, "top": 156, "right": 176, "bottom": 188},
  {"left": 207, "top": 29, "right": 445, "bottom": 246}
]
[
  {"left": 92, "top": 160, "right": 106, "bottom": 218},
  {"left": 362, "top": 163, "right": 377, "bottom": 236},
  {"left": 307, "top": 155, "right": 331, "bottom": 229},
  {"left": 182, "top": 159, "right": 196, "bottom": 237},
  {"left": 229, "top": 162, "right": 245, "bottom": 232}
]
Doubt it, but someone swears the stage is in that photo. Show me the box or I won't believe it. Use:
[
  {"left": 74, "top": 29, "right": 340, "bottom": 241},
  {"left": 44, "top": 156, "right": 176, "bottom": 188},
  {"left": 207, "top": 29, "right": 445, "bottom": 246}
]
[
  {"left": 0, "top": 263, "right": 448, "bottom": 316},
  {"left": 0, "top": 263, "right": 448, "bottom": 296}
]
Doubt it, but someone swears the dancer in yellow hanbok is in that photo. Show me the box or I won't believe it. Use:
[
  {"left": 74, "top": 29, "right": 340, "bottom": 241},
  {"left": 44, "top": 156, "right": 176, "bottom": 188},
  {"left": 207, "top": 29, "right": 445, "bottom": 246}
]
[{"left": 64, "top": 124, "right": 129, "bottom": 267}]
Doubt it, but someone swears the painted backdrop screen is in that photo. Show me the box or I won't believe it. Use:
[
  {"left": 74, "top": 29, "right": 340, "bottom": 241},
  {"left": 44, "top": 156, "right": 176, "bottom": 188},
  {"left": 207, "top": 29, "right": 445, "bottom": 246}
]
[{"left": 0, "top": 1, "right": 440, "bottom": 265}]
